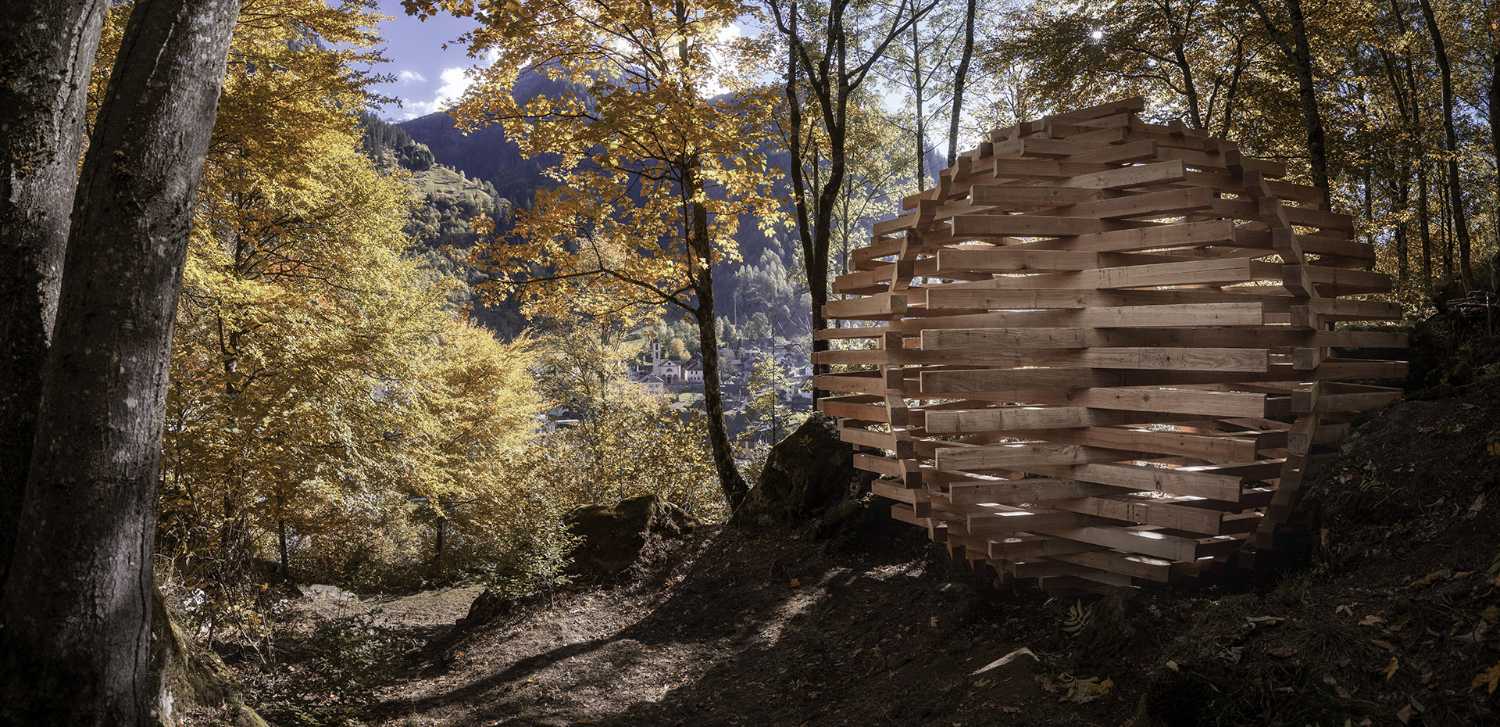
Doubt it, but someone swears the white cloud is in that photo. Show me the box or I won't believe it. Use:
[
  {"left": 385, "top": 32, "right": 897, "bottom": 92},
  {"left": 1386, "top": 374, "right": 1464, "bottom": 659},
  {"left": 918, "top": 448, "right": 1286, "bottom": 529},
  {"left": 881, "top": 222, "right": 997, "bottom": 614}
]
[
  {"left": 397, "top": 69, "right": 426, "bottom": 84},
  {"left": 396, "top": 66, "right": 474, "bottom": 120},
  {"left": 703, "top": 21, "right": 745, "bottom": 97}
]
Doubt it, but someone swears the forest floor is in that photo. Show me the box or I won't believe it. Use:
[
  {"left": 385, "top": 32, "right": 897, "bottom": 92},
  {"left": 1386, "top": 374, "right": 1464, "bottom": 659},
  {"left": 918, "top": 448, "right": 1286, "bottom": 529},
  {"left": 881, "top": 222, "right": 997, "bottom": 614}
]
[{"left": 238, "top": 377, "right": 1500, "bottom": 727}]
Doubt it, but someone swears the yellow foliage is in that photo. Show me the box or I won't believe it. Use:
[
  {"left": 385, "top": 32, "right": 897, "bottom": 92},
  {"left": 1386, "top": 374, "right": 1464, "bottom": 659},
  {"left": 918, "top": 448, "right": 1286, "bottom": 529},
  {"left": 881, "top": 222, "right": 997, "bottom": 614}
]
[{"left": 407, "top": 0, "right": 783, "bottom": 323}]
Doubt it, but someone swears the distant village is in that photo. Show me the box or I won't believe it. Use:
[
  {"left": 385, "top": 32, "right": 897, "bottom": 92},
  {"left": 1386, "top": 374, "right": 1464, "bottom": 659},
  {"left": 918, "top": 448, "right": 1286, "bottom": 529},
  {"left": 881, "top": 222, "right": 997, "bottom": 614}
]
[{"left": 629, "top": 337, "right": 814, "bottom": 427}]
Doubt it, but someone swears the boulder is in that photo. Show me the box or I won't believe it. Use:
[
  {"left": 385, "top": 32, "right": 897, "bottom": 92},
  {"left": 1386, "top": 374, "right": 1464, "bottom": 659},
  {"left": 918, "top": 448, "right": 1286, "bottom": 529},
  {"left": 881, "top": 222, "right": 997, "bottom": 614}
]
[
  {"left": 564, "top": 494, "right": 694, "bottom": 580},
  {"left": 735, "top": 413, "right": 873, "bottom": 527},
  {"left": 458, "top": 588, "right": 515, "bottom": 628}
]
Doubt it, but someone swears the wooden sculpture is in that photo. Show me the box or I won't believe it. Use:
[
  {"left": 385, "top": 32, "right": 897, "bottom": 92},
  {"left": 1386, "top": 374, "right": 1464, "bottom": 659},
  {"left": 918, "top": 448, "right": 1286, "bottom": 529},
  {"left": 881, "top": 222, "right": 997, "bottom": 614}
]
[{"left": 814, "top": 97, "right": 1406, "bottom": 592}]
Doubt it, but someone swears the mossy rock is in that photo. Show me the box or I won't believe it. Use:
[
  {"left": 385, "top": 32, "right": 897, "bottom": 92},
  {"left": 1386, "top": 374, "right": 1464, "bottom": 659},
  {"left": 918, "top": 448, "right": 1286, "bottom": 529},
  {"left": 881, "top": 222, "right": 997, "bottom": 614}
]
[{"left": 735, "top": 413, "right": 872, "bottom": 527}]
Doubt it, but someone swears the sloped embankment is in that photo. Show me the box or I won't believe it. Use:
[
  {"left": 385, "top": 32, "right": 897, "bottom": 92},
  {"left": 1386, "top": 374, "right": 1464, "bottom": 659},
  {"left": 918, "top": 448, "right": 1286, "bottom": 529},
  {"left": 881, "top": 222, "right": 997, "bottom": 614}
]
[{"left": 259, "top": 382, "right": 1500, "bottom": 726}]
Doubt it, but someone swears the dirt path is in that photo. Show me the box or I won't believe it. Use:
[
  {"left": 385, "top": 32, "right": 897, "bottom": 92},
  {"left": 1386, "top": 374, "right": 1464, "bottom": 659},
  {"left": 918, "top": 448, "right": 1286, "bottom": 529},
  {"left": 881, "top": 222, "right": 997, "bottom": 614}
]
[{"left": 359, "top": 528, "right": 1066, "bottom": 727}]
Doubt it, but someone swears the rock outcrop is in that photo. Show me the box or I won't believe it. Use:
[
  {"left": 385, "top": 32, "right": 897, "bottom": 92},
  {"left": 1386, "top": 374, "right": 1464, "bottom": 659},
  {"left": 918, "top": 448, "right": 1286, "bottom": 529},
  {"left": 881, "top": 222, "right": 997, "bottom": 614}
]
[
  {"left": 564, "top": 495, "right": 695, "bottom": 580},
  {"left": 735, "top": 413, "right": 873, "bottom": 528}
]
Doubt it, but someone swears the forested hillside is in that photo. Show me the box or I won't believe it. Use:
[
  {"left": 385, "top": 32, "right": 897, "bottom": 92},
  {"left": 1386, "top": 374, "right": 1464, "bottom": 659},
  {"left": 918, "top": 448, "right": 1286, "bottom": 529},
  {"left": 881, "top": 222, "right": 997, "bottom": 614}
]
[{"left": 2, "top": 0, "right": 1499, "bottom": 724}]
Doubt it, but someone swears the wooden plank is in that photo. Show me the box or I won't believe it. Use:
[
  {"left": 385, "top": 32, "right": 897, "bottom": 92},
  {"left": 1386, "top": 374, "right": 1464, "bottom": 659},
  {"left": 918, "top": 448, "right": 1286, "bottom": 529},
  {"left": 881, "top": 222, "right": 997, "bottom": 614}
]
[
  {"left": 839, "top": 425, "right": 899, "bottom": 451},
  {"left": 925, "top": 406, "right": 1093, "bottom": 433},
  {"left": 945, "top": 479, "right": 1118, "bottom": 504},
  {"left": 853, "top": 453, "right": 905, "bottom": 478},
  {"left": 1050, "top": 495, "right": 1227, "bottom": 535},
  {"left": 915, "top": 338, "right": 1269, "bottom": 372},
  {"left": 915, "top": 300, "right": 1265, "bottom": 330},
  {"left": 986, "top": 534, "right": 1100, "bottom": 560},
  {"left": 813, "top": 373, "right": 898, "bottom": 396},
  {"left": 1049, "top": 550, "right": 1176, "bottom": 582},
  {"left": 920, "top": 327, "right": 1088, "bottom": 350},
  {"left": 1072, "top": 387, "right": 1270, "bottom": 418},
  {"left": 936, "top": 247, "right": 1099, "bottom": 272},
  {"left": 1048, "top": 96, "right": 1146, "bottom": 122},
  {"left": 968, "top": 185, "right": 1103, "bottom": 209},
  {"left": 1056, "top": 187, "right": 1217, "bottom": 220},
  {"left": 823, "top": 293, "right": 905, "bottom": 320},
  {"left": 818, "top": 396, "right": 890, "bottom": 422},
  {"left": 1032, "top": 219, "right": 1237, "bottom": 253},
  {"left": 920, "top": 367, "right": 1118, "bottom": 394},
  {"left": 935, "top": 442, "right": 1131, "bottom": 471},
  {"left": 951, "top": 214, "right": 1106, "bottom": 238},
  {"left": 1060, "top": 160, "right": 1187, "bottom": 190},
  {"left": 962, "top": 508, "right": 1090, "bottom": 535},
  {"left": 987, "top": 258, "right": 1283, "bottom": 290},
  {"left": 1047, "top": 426, "right": 1259, "bottom": 463},
  {"left": 1033, "top": 524, "right": 1205, "bottom": 562},
  {"left": 1066, "top": 463, "right": 1246, "bottom": 502}
]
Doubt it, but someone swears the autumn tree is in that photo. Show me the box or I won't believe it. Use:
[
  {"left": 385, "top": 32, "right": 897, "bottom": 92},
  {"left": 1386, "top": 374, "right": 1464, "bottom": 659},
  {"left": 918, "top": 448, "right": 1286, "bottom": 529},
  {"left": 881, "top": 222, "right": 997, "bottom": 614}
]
[
  {"left": 533, "top": 325, "right": 725, "bottom": 520},
  {"left": 747, "top": 353, "right": 794, "bottom": 443},
  {"left": 409, "top": 0, "right": 781, "bottom": 508},
  {"left": 1416, "top": 0, "right": 1473, "bottom": 285},
  {"left": 994, "top": 0, "right": 1255, "bottom": 135},
  {"left": 0, "top": 0, "right": 241, "bottom": 720}
]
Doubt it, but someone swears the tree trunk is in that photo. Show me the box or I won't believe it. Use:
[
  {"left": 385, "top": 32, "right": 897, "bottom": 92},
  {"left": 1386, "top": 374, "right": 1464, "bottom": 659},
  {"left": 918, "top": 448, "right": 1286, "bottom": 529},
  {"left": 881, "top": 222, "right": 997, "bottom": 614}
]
[
  {"left": 0, "top": 0, "right": 108, "bottom": 585},
  {"left": 1220, "top": 39, "right": 1245, "bottom": 138},
  {"left": 0, "top": 0, "right": 240, "bottom": 722},
  {"left": 277, "top": 518, "right": 290, "bottom": 583},
  {"left": 1440, "top": 175, "right": 1454, "bottom": 280},
  {"left": 1418, "top": 0, "right": 1472, "bottom": 287},
  {"left": 1252, "top": 0, "right": 1331, "bottom": 208},
  {"left": 910, "top": 15, "right": 925, "bottom": 190},
  {"left": 946, "top": 0, "right": 976, "bottom": 167},
  {"left": 1389, "top": 0, "right": 1434, "bottom": 290},
  {"left": 433, "top": 516, "right": 446, "bottom": 578},
  {"left": 1491, "top": 41, "right": 1500, "bottom": 267},
  {"left": 1286, "top": 0, "right": 1331, "bottom": 208},
  {"left": 1417, "top": 159, "right": 1434, "bottom": 288},
  {"left": 1163, "top": 0, "right": 1203, "bottom": 129},
  {"left": 1393, "top": 173, "right": 1411, "bottom": 288},
  {"left": 692, "top": 281, "right": 748, "bottom": 508}
]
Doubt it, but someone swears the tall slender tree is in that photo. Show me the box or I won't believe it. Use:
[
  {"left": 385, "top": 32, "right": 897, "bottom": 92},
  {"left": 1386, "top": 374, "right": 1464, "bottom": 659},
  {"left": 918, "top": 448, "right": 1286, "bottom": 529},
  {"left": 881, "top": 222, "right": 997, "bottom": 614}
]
[
  {"left": 1416, "top": 0, "right": 1472, "bottom": 286},
  {"left": 1246, "top": 0, "right": 1334, "bottom": 208},
  {"left": 0, "top": 0, "right": 241, "bottom": 721},
  {"left": 946, "top": 0, "right": 977, "bottom": 167},
  {"left": 410, "top": 0, "right": 778, "bottom": 508},
  {"left": 766, "top": 0, "right": 936, "bottom": 393}
]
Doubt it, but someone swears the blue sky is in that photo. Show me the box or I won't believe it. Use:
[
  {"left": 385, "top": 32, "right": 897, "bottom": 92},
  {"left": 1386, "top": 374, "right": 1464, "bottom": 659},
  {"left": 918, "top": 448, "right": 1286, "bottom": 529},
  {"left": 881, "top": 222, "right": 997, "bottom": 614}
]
[
  {"left": 367, "top": 0, "right": 482, "bottom": 120},
  {"left": 365, "top": 0, "right": 755, "bottom": 121}
]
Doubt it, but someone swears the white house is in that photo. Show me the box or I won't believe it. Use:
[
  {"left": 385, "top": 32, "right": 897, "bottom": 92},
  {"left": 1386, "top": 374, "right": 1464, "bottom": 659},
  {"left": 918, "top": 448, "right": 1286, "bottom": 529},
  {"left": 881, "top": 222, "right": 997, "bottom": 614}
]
[
  {"left": 682, "top": 358, "right": 704, "bottom": 383},
  {"left": 653, "top": 359, "right": 683, "bottom": 382}
]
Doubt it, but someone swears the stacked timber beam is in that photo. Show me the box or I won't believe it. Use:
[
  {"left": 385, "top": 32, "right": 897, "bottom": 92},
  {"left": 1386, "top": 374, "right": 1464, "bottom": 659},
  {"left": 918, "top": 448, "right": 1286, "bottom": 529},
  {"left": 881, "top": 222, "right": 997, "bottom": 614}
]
[{"left": 816, "top": 97, "right": 1405, "bottom": 592}]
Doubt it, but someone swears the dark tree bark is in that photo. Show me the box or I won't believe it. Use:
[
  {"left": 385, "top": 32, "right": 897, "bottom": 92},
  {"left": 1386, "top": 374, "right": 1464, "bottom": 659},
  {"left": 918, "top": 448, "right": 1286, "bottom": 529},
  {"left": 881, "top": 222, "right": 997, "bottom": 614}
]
[
  {"left": 0, "top": 0, "right": 108, "bottom": 585},
  {"left": 1490, "top": 32, "right": 1500, "bottom": 266},
  {"left": 691, "top": 257, "right": 748, "bottom": 508},
  {"left": 1417, "top": 0, "right": 1472, "bottom": 287},
  {"left": 1160, "top": 0, "right": 1204, "bottom": 129},
  {"left": 0, "top": 0, "right": 240, "bottom": 722},
  {"left": 1389, "top": 0, "right": 1435, "bottom": 289},
  {"left": 1381, "top": 26, "right": 1434, "bottom": 290},
  {"left": 1390, "top": 173, "right": 1412, "bottom": 287},
  {"left": 946, "top": 0, "right": 976, "bottom": 167},
  {"left": 1248, "top": 0, "right": 1332, "bottom": 208}
]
